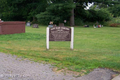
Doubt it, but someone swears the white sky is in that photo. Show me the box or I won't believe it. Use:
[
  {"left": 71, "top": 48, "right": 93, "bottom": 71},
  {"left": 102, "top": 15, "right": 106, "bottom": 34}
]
[{"left": 84, "top": 2, "right": 94, "bottom": 10}]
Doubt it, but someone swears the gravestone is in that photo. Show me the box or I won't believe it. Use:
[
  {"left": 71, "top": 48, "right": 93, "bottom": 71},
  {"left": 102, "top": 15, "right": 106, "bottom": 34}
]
[
  {"left": 48, "top": 24, "right": 53, "bottom": 28},
  {"left": 33, "top": 24, "right": 38, "bottom": 28},
  {"left": 26, "top": 22, "right": 31, "bottom": 26},
  {"left": 59, "top": 23, "right": 64, "bottom": 26}
]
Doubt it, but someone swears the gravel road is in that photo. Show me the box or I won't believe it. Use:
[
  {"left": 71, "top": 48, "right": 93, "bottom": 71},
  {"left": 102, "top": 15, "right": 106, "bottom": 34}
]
[{"left": 0, "top": 52, "right": 118, "bottom": 80}]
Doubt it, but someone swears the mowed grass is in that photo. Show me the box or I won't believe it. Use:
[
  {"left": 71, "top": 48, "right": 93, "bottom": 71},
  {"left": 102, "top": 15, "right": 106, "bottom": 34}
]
[{"left": 0, "top": 26, "right": 120, "bottom": 73}]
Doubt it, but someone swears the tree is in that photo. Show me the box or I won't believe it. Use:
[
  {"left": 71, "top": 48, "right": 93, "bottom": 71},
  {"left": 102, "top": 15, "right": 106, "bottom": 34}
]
[
  {"left": 109, "top": 5, "right": 120, "bottom": 17},
  {"left": 36, "top": 3, "right": 75, "bottom": 25},
  {"left": 45, "top": 0, "right": 120, "bottom": 26},
  {"left": 0, "top": 0, "right": 120, "bottom": 24},
  {"left": 46, "top": 0, "right": 75, "bottom": 26},
  {"left": 0, "top": 0, "right": 48, "bottom": 21},
  {"left": 0, "top": 0, "right": 9, "bottom": 20}
]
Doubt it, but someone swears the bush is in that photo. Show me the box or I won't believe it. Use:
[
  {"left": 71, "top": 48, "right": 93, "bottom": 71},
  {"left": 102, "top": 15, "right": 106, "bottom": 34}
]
[
  {"left": 110, "top": 23, "right": 119, "bottom": 27},
  {"left": 96, "top": 8, "right": 112, "bottom": 21},
  {"left": 111, "top": 17, "right": 120, "bottom": 24},
  {"left": 105, "top": 17, "right": 120, "bottom": 27},
  {"left": 75, "top": 18, "right": 84, "bottom": 26}
]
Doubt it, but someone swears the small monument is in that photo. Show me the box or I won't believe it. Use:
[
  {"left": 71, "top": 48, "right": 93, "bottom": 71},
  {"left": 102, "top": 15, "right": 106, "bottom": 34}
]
[
  {"left": 26, "top": 21, "right": 31, "bottom": 26},
  {"left": 33, "top": 24, "right": 38, "bottom": 28}
]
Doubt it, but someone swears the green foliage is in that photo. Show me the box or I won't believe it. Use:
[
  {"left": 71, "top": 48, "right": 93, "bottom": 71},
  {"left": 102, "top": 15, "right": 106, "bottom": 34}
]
[
  {"left": 75, "top": 18, "right": 84, "bottom": 26},
  {"left": 0, "top": 0, "right": 120, "bottom": 25},
  {"left": 36, "top": 3, "right": 75, "bottom": 25},
  {"left": 0, "top": 0, "right": 47, "bottom": 21},
  {"left": 109, "top": 5, "right": 120, "bottom": 17},
  {"left": 36, "top": 11, "right": 52, "bottom": 25},
  {"left": 96, "top": 8, "right": 112, "bottom": 21},
  {"left": 105, "top": 17, "right": 120, "bottom": 27},
  {"left": 111, "top": 17, "right": 120, "bottom": 23},
  {"left": 0, "top": 0, "right": 9, "bottom": 20},
  {"left": 75, "top": 8, "right": 112, "bottom": 25}
]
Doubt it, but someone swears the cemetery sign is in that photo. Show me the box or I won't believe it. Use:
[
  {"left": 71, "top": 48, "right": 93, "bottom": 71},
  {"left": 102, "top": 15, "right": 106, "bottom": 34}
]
[
  {"left": 49, "top": 27, "right": 71, "bottom": 41},
  {"left": 46, "top": 26, "right": 74, "bottom": 50}
]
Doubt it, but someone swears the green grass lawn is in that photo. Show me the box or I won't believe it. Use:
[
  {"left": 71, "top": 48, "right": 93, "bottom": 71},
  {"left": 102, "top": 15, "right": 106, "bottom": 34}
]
[{"left": 0, "top": 26, "right": 120, "bottom": 73}]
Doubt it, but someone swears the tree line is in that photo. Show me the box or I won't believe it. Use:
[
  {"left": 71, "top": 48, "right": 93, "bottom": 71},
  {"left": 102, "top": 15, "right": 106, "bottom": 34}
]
[{"left": 0, "top": 0, "right": 120, "bottom": 26}]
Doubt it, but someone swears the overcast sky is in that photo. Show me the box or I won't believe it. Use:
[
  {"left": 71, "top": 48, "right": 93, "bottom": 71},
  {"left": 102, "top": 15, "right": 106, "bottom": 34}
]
[{"left": 85, "top": 2, "right": 94, "bottom": 10}]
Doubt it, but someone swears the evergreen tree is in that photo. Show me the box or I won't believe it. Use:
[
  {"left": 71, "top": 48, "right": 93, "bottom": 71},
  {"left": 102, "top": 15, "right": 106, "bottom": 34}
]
[
  {"left": 0, "top": 0, "right": 120, "bottom": 24},
  {"left": 0, "top": 0, "right": 47, "bottom": 21}
]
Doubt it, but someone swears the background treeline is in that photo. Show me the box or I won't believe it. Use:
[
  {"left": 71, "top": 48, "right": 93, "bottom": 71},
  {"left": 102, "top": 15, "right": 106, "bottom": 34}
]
[{"left": 0, "top": 0, "right": 120, "bottom": 26}]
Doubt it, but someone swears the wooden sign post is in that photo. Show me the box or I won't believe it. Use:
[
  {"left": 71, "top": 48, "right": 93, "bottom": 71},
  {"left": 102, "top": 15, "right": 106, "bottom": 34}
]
[
  {"left": 46, "top": 26, "right": 74, "bottom": 50},
  {"left": 70, "top": 27, "right": 74, "bottom": 50}
]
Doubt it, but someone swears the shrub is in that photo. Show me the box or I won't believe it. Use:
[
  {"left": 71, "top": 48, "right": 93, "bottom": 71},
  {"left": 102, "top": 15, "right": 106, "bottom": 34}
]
[
  {"left": 75, "top": 18, "right": 84, "bottom": 26},
  {"left": 110, "top": 23, "right": 119, "bottom": 27},
  {"left": 96, "top": 8, "right": 112, "bottom": 21},
  {"left": 105, "top": 17, "right": 120, "bottom": 27}
]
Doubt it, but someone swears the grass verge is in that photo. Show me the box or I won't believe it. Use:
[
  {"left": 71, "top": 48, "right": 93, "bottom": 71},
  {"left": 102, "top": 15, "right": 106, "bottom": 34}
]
[{"left": 0, "top": 26, "right": 120, "bottom": 74}]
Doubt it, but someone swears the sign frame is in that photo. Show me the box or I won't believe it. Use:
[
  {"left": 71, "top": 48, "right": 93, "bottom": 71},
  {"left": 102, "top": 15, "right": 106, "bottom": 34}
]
[{"left": 46, "top": 27, "right": 74, "bottom": 50}]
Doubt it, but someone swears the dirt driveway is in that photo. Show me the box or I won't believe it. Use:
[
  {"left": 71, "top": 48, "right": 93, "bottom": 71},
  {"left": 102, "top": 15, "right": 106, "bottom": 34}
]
[{"left": 0, "top": 52, "right": 118, "bottom": 80}]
